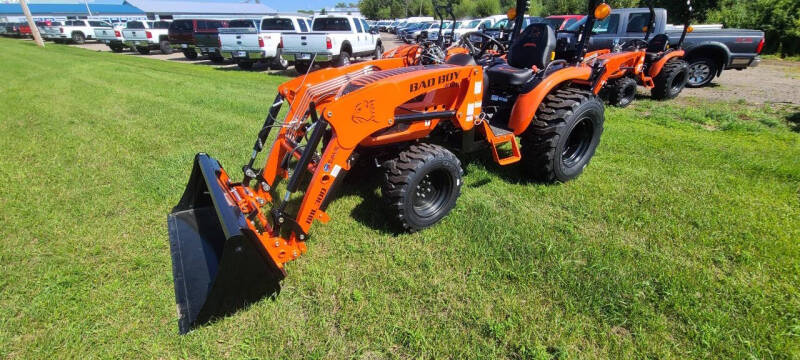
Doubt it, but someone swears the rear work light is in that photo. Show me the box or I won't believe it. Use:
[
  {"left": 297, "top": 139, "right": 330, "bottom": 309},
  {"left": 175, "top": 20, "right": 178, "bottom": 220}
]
[
  {"left": 756, "top": 37, "right": 765, "bottom": 54},
  {"left": 258, "top": 36, "right": 264, "bottom": 48},
  {"left": 114, "top": 30, "right": 121, "bottom": 38},
  {"left": 146, "top": 31, "right": 152, "bottom": 39},
  {"left": 326, "top": 36, "right": 332, "bottom": 50}
]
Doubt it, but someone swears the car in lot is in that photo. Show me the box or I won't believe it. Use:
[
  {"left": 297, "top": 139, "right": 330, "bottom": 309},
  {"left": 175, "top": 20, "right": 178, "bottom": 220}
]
[
  {"left": 4, "top": 22, "right": 23, "bottom": 38},
  {"left": 422, "top": 20, "right": 457, "bottom": 43},
  {"left": 281, "top": 15, "right": 382, "bottom": 74},
  {"left": 123, "top": 20, "right": 172, "bottom": 55},
  {"left": 94, "top": 22, "right": 128, "bottom": 52},
  {"left": 402, "top": 21, "right": 436, "bottom": 43},
  {"left": 55, "top": 20, "right": 110, "bottom": 44},
  {"left": 219, "top": 16, "right": 310, "bottom": 70},
  {"left": 168, "top": 19, "right": 228, "bottom": 62},
  {"left": 39, "top": 21, "right": 65, "bottom": 41},
  {"left": 543, "top": 15, "right": 584, "bottom": 30},
  {"left": 452, "top": 18, "right": 495, "bottom": 39},
  {"left": 483, "top": 16, "right": 544, "bottom": 44},
  {"left": 562, "top": 7, "right": 765, "bottom": 87}
]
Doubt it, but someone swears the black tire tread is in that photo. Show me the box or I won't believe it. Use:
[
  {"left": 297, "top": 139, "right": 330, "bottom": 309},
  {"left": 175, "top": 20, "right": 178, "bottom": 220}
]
[
  {"left": 382, "top": 143, "right": 462, "bottom": 232},
  {"left": 520, "top": 87, "right": 599, "bottom": 183},
  {"left": 651, "top": 58, "right": 688, "bottom": 100},
  {"left": 607, "top": 77, "right": 637, "bottom": 107}
]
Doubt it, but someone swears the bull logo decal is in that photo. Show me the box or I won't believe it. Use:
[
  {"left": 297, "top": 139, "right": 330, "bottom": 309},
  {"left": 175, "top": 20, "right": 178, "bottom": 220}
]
[{"left": 352, "top": 99, "right": 377, "bottom": 124}]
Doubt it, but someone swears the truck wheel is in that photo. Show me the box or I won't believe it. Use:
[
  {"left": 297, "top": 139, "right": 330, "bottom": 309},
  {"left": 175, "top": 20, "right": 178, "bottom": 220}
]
[
  {"left": 183, "top": 49, "right": 198, "bottom": 60},
  {"left": 237, "top": 61, "right": 253, "bottom": 70},
  {"left": 606, "top": 77, "right": 637, "bottom": 108},
  {"left": 652, "top": 58, "right": 689, "bottom": 100},
  {"left": 520, "top": 87, "right": 604, "bottom": 183},
  {"left": 373, "top": 43, "right": 384, "bottom": 60},
  {"left": 159, "top": 41, "right": 172, "bottom": 54},
  {"left": 109, "top": 44, "right": 123, "bottom": 53},
  {"left": 294, "top": 61, "right": 311, "bottom": 74},
  {"left": 71, "top": 32, "right": 85, "bottom": 44},
  {"left": 209, "top": 53, "right": 225, "bottom": 63},
  {"left": 686, "top": 58, "right": 716, "bottom": 88},
  {"left": 136, "top": 47, "right": 150, "bottom": 55},
  {"left": 381, "top": 143, "right": 463, "bottom": 232},
  {"left": 333, "top": 50, "right": 351, "bottom": 67},
  {"left": 270, "top": 49, "right": 288, "bottom": 70}
]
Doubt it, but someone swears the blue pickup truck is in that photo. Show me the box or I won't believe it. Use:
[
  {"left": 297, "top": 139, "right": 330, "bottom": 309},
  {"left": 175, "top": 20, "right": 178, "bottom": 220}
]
[{"left": 563, "top": 8, "right": 764, "bottom": 87}]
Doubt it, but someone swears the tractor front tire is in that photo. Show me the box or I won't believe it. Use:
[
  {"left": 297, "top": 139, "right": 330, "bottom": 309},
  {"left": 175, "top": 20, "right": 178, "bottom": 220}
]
[
  {"left": 607, "top": 77, "right": 637, "bottom": 108},
  {"left": 652, "top": 58, "right": 689, "bottom": 100},
  {"left": 520, "top": 87, "right": 604, "bottom": 183},
  {"left": 382, "top": 143, "right": 463, "bottom": 232}
]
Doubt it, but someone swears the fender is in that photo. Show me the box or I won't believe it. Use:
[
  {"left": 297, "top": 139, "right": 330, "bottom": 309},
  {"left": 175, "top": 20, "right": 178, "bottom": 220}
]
[
  {"left": 508, "top": 66, "right": 592, "bottom": 135},
  {"left": 648, "top": 49, "right": 685, "bottom": 78},
  {"left": 683, "top": 41, "right": 731, "bottom": 75}
]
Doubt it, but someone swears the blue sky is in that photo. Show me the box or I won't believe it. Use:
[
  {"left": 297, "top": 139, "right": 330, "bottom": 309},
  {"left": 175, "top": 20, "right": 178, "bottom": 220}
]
[{"left": 27, "top": 0, "right": 350, "bottom": 12}]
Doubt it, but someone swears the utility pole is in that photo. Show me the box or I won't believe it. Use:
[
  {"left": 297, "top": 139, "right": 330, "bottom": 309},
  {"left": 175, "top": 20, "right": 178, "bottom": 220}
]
[
  {"left": 83, "top": 0, "right": 93, "bottom": 16},
  {"left": 19, "top": 0, "right": 44, "bottom": 47}
]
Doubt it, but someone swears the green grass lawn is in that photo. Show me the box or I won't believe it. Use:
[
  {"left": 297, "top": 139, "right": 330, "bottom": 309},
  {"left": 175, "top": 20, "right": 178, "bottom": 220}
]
[{"left": 1, "top": 38, "right": 798, "bottom": 359}]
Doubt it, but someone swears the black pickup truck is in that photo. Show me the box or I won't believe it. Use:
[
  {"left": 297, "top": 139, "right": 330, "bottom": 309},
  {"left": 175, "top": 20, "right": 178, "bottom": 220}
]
[{"left": 563, "top": 8, "right": 764, "bottom": 87}]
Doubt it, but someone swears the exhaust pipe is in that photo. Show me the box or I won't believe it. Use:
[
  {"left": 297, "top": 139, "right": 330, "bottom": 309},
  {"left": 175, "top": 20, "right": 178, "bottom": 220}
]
[{"left": 167, "top": 153, "right": 285, "bottom": 334}]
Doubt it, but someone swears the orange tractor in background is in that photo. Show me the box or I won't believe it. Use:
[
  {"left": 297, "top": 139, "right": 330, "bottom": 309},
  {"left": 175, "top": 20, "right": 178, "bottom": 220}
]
[
  {"left": 167, "top": 0, "right": 622, "bottom": 334},
  {"left": 563, "top": 0, "right": 694, "bottom": 107}
]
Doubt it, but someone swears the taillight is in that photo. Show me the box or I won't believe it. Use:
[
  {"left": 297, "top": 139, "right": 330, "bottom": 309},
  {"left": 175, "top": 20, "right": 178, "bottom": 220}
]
[
  {"left": 114, "top": 30, "right": 121, "bottom": 37},
  {"left": 278, "top": 36, "right": 283, "bottom": 48},
  {"left": 756, "top": 37, "right": 764, "bottom": 54},
  {"left": 326, "top": 36, "right": 332, "bottom": 50},
  {"left": 146, "top": 31, "right": 152, "bottom": 39},
  {"left": 258, "top": 37, "right": 264, "bottom": 48},
  {"left": 59, "top": 27, "right": 64, "bottom": 33},
  {"left": 218, "top": 36, "right": 222, "bottom": 47}
]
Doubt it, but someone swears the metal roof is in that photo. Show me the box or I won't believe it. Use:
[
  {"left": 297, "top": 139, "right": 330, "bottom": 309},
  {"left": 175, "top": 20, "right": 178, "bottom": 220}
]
[
  {"left": 0, "top": 3, "right": 144, "bottom": 15},
  {"left": 123, "top": 0, "right": 275, "bottom": 15}
]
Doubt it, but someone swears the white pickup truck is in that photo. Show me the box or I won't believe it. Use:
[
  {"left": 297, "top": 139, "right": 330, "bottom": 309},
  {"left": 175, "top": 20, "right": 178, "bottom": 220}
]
[
  {"left": 281, "top": 15, "right": 382, "bottom": 74},
  {"left": 55, "top": 20, "right": 109, "bottom": 44},
  {"left": 123, "top": 20, "right": 172, "bottom": 55},
  {"left": 219, "top": 16, "right": 311, "bottom": 70},
  {"left": 94, "top": 22, "right": 128, "bottom": 52}
]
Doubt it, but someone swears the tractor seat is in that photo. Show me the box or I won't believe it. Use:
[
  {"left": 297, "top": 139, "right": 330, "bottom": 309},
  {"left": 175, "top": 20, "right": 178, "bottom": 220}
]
[
  {"left": 485, "top": 63, "right": 534, "bottom": 86},
  {"left": 645, "top": 34, "right": 670, "bottom": 61}
]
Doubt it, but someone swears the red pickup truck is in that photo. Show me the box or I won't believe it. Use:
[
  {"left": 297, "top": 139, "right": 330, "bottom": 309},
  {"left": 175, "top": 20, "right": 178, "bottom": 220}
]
[{"left": 168, "top": 19, "right": 228, "bottom": 62}]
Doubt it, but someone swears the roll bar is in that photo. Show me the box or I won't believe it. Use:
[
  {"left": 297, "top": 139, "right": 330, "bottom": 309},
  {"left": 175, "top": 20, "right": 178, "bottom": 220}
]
[
  {"left": 433, "top": 0, "right": 456, "bottom": 47},
  {"left": 677, "top": 0, "right": 693, "bottom": 48},
  {"left": 575, "top": 0, "right": 602, "bottom": 62}
]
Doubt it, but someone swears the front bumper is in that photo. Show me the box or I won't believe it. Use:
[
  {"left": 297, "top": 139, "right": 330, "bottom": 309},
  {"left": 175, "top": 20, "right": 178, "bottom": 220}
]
[{"left": 282, "top": 53, "right": 333, "bottom": 62}]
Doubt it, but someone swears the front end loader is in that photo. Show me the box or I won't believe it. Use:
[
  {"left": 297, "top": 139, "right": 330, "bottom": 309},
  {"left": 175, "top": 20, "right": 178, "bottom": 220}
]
[{"left": 167, "top": 0, "right": 617, "bottom": 334}]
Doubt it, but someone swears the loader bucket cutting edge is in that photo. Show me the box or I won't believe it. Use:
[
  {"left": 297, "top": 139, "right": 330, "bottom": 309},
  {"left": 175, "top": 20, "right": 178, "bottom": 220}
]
[{"left": 167, "top": 153, "right": 285, "bottom": 334}]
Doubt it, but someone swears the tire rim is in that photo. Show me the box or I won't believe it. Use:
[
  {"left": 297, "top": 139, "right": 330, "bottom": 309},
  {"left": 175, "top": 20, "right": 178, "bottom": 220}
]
[
  {"left": 412, "top": 170, "right": 452, "bottom": 219},
  {"left": 562, "top": 117, "right": 594, "bottom": 168},
  {"left": 342, "top": 56, "right": 350, "bottom": 65},
  {"left": 671, "top": 70, "right": 687, "bottom": 93},
  {"left": 688, "top": 63, "right": 710, "bottom": 86},
  {"left": 279, "top": 57, "right": 288, "bottom": 67}
]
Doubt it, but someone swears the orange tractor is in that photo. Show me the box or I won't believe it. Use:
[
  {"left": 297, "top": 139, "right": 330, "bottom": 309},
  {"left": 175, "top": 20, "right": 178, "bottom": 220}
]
[
  {"left": 567, "top": 0, "right": 694, "bottom": 107},
  {"left": 168, "top": 0, "right": 620, "bottom": 333}
]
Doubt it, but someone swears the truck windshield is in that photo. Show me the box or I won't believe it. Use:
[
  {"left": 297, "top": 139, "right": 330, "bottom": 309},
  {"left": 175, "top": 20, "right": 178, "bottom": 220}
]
[
  {"left": 127, "top": 21, "right": 145, "bottom": 29},
  {"left": 229, "top": 20, "right": 255, "bottom": 28},
  {"left": 261, "top": 18, "right": 294, "bottom": 31},
  {"left": 313, "top": 18, "right": 351, "bottom": 31}
]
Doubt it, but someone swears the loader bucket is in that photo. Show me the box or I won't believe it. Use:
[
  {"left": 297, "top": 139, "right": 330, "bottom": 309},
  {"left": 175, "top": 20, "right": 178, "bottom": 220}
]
[{"left": 167, "top": 153, "right": 285, "bottom": 334}]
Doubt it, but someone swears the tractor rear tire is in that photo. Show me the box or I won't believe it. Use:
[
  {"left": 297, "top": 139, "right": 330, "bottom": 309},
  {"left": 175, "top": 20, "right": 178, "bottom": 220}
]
[
  {"left": 520, "top": 87, "right": 604, "bottom": 183},
  {"left": 652, "top": 58, "right": 689, "bottom": 100},
  {"left": 606, "top": 77, "right": 637, "bottom": 108},
  {"left": 382, "top": 143, "right": 463, "bottom": 232}
]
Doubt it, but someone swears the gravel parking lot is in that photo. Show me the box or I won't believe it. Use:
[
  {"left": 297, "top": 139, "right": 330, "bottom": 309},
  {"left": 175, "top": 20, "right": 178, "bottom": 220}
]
[{"left": 66, "top": 35, "right": 799, "bottom": 105}]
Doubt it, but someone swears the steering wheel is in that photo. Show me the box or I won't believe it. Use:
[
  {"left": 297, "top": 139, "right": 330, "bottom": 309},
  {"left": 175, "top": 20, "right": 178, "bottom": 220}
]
[
  {"left": 619, "top": 39, "right": 649, "bottom": 51},
  {"left": 457, "top": 31, "right": 507, "bottom": 59}
]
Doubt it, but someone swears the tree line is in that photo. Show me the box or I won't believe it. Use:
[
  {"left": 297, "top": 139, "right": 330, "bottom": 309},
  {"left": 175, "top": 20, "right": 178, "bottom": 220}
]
[{"left": 357, "top": 0, "right": 799, "bottom": 56}]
